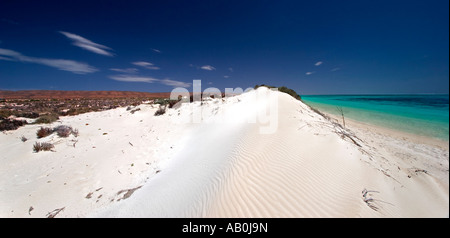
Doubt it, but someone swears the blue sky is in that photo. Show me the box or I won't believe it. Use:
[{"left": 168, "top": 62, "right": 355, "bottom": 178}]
[{"left": 0, "top": 0, "right": 448, "bottom": 95}]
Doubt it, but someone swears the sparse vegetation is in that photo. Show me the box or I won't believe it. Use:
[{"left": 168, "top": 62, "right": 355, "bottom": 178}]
[
  {"left": 0, "top": 97, "right": 156, "bottom": 132},
  {"left": 35, "top": 113, "right": 59, "bottom": 124},
  {"left": 72, "top": 128, "right": 79, "bottom": 137},
  {"left": 0, "top": 118, "right": 27, "bottom": 131},
  {"left": 254, "top": 84, "right": 302, "bottom": 100},
  {"left": 306, "top": 104, "right": 362, "bottom": 147},
  {"left": 167, "top": 100, "right": 180, "bottom": 108},
  {"left": 278, "top": 86, "right": 302, "bottom": 100},
  {"left": 154, "top": 98, "right": 180, "bottom": 108},
  {"left": 130, "top": 108, "right": 141, "bottom": 114},
  {"left": 54, "top": 125, "right": 73, "bottom": 138},
  {"left": 33, "top": 142, "right": 54, "bottom": 152},
  {"left": 308, "top": 105, "right": 330, "bottom": 120},
  {"left": 0, "top": 109, "right": 12, "bottom": 118},
  {"left": 36, "top": 127, "right": 53, "bottom": 138},
  {"left": 36, "top": 125, "right": 79, "bottom": 138},
  {"left": 336, "top": 106, "right": 346, "bottom": 128},
  {"left": 154, "top": 105, "right": 167, "bottom": 116},
  {"left": 15, "top": 111, "right": 39, "bottom": 119}
]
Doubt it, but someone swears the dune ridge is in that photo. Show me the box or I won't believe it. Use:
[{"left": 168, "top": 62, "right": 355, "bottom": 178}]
[{"left": 93, "top": 88, "right": 448, "bottom": 217}]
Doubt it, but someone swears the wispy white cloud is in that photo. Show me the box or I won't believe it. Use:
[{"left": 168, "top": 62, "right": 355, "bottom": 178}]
[
  {"left": 0, "top": 48, "right": 21, "bottom": 58},
  {"left": 0, "top": 48, "right": 98, "bottom": 74},
  {"left": 228, "top": 67, "right": 233, "bottom": 72},
  {"left": 109, "top": 68, "right": 139, "bottom": 74},
  {"left": 160, "top": 79, "right": 191, "bottom": 88},
  {"left": 59, "top": 31, "right": 114, "bottom": 57},
  {"left": 152, "top": 48, "right": 161, "bottom": 53},
  {"left": 0, "top": 56, "right": 14, "bottom": 61},
  {"left": 315, "top": 61, "right": 323, "bottom": 66},
  {"left": 223, "top": 75, "right": 230, "bottom": 78},
  {"left": 189, "top": 64, "right": 216, "bottom": 71},
  {"left": 305, "top": 71, "right": 315, "bottom": 75},
  {"left": 132, "top": 61, "right": 153, "bottom": 67},
  {"left": 29, "top": 58, "right": 98, "bottom": 74},
  {"left": 109, "top": 74, "right": 191, "bottom": 88},
  {"left": 132, "top": 61, "right": 160, "bottom": 70},
  {"left": 109, "top": 75, "right": 159, "bottom": 83},
  {"left": 200, "top": 65, "right": 216, "bottom": 71},
  {"left": 331, "top": 67, "right": 340, "bottom": 71}
]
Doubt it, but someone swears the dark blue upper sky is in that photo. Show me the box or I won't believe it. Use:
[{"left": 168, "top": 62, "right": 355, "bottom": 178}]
[{"left": 0, "top": 0, "right": 448, "bottom": 94}]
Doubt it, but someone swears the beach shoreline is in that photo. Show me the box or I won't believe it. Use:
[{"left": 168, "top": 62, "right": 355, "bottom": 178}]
[
  {"left": 301, "top": 95, "right": 449, "bottom": 142},
  {"left": 318, "top": 109, "right": 449, "bottom": 186},
  {"left": 321, "top": 110, "right": 449, "bottom": 151}
]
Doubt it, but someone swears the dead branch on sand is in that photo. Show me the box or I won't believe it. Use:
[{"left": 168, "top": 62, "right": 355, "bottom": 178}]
[
  {"left": 336, "top": 106, "right": 346, "bottom": 128},
  {"left": 362, "top": 188, "right": 395, "bottom": 212},
  {"left": 46, "top": 207, "right": 65, "bottom": 218},
  {"left": 116, "top": 186, "right": 142, "bottom": 201}
]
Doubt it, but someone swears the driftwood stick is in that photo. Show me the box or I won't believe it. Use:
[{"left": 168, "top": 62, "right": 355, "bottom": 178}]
[{"left": 46, "top": 207, "right": 65, "bottom": 218}]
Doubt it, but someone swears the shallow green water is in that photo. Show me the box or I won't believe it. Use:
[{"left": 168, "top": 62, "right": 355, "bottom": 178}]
[{"left": 301, "top": 95, "right": 449, "bottom": 141}]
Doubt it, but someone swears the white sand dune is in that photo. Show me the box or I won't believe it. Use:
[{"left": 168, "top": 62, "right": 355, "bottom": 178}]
[{"left": 0, "top": 87, "right": 448, "bottom": 217}]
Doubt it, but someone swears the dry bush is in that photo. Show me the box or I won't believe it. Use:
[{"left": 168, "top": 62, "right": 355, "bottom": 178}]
[
  {"left": 53, "top": 125, "right": 79, "bottom": 137},
  {"left": 0, "top": 119, "right": 27, "bottom": 131},
  {"left": 336, "top": 106, "right": 346, "bottom": 128},
  {"left": 72, "top": 128, "right": 79, "bottom": 137},
  {"left": 154, "top": 105, "right": 166, "bottom": 116},
  {"left": 130, "top": 108, "right": 141, "bottom": 114},
  {"left": 33, "top": 142, "right": 54, "bottom": 152},
  {"left": 36, "top": 127, "right": 53, "bottom": 138},
  {"left": 15, "top": 111, "right": 39, "bottom": 119},
  {"left": 54, "top": 125, "right": 72, "bottom": 138},
  {"left": 167, "top": 100, "right": 180, "bottom": 108},
  {"left": 0, "top": 109, "right": 13, "bottom": 118}
]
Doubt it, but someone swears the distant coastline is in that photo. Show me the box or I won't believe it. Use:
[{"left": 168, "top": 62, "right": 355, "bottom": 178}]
[{"left": 0, "top": 90, "right": 172, "bottom": 100}]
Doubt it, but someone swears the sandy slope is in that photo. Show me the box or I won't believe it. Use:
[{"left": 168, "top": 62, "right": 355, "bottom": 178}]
[
  {"left": 0, "top": 87, "right": 448, "bottom": 217},
  {"left": 0, "top": 103, "right": 190, "bottom": 217}
]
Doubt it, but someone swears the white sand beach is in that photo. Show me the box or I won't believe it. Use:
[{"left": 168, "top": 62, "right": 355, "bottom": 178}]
[{"left": 0, "top": 87, "right": 448, "bottom": 218}]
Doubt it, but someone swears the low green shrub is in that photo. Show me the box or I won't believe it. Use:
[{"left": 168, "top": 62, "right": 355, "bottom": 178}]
[
  {"left": 35, "top": 113, "right": 59, "bottom": 124},
  {"left": 254, "top": 84, "right": 301, "bottom": 100},
  {"left": 154, "top": 106, "right": 166, "bottom": 116}
]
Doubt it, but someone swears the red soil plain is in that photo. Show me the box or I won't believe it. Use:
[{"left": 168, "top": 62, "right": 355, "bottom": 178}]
[{"left": 0, "top": 90, "right": 172, "bottom": 100}]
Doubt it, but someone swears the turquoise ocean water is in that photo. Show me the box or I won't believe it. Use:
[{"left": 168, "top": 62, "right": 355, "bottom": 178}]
[{"left": 301, "top": 95, "right": 449, "bottom": 141}]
